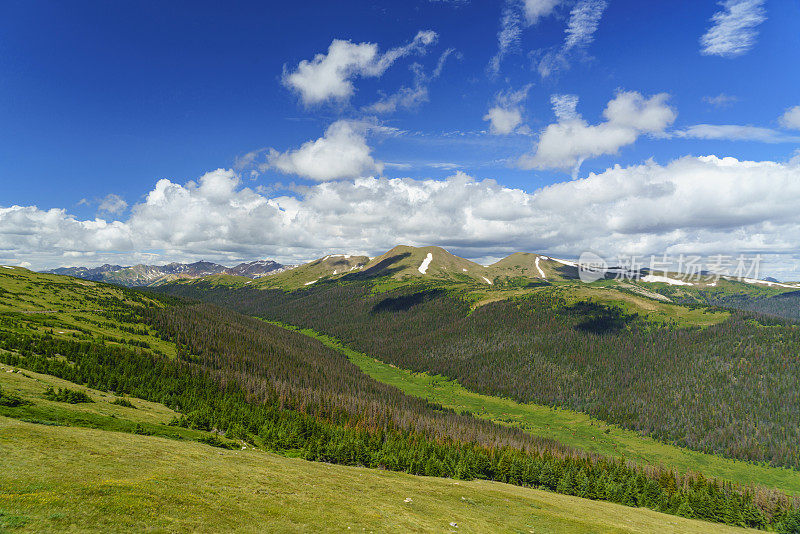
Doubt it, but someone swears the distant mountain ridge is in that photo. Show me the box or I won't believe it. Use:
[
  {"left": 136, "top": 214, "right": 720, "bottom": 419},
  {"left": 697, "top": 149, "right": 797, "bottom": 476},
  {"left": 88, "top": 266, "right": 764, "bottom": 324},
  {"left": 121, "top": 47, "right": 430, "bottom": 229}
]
[
  {"left": 45, "top": 244, "right": 799, "bottom": 291},
  {"left": 46, "top": 259, "right": 288, "bottom": 286}
]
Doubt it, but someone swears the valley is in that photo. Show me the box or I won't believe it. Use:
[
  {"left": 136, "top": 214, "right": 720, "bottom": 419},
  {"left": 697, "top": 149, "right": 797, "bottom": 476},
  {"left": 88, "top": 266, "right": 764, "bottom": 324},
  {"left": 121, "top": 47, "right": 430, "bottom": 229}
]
[
  {"left": 266, "top": 321, "right": 800, "bottom": 495},
  {"left": 3, "top": 246, "right": 800, "bottom": 532}
]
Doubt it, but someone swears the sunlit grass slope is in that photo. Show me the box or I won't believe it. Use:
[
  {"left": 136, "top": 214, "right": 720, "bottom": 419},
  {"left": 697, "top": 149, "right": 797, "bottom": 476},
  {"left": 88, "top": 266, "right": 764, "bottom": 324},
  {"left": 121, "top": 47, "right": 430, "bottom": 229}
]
[
  {"left": 0, "top": 417, "right": 758, "bottom": 534},
  {"left": 0, "top": 266, "right": 178, "bottom": 357}
]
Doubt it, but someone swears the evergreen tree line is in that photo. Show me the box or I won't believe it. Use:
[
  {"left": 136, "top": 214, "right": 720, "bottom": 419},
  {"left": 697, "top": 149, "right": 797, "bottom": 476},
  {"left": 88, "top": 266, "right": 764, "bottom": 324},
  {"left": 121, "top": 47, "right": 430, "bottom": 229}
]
[
  {"left": 647, "top": 280, "right": 800, "bottom": 322},
  {"left": 707, "top": 291, "right": 800, "bottom": 322},
  {"left": 154, "top": 282, "right": 800, "bottom": 470},
  {"left": 0, "top": 303, "right": 797, "bottom": 530}
]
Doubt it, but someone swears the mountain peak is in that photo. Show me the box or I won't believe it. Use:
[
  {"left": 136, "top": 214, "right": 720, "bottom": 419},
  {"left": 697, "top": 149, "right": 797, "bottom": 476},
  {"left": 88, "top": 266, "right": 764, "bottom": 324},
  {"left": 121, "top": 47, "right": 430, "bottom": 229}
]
[{"left": 362, "top": 245, "right": 489, "bottom": 282}]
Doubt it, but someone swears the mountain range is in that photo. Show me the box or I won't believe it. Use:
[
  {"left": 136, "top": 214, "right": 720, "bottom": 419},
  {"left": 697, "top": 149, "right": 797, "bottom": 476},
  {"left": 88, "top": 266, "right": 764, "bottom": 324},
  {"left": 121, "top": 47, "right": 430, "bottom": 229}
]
[
  {"left": 45, "top": 259, "right": 289, "bottom": 286},
  {"left": 44, "top": 245, "right": 799, "bottom": 292}
]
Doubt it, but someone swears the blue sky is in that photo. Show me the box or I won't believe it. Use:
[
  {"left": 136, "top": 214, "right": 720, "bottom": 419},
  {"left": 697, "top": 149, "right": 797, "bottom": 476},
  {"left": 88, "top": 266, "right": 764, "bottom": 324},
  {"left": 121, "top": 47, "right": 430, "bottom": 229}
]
[{"left": 2, "top": 0, "right": 800, "bottom": 276}]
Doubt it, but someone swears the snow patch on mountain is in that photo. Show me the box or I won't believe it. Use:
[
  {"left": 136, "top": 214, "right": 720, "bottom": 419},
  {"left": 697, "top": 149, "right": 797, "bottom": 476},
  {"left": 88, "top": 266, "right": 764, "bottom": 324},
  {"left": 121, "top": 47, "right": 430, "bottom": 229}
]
[
  {"left": 641, "top": 275, "right": 694, "bottom": 286},
  {"left": 742, "top": 278, "right": 799, "bottom": 289},
  {"left": 418, "top": 253, "right": 433, "bottom": 274},
  {"left": 535, "top": 257, "right": 546, "bottom": 278}
]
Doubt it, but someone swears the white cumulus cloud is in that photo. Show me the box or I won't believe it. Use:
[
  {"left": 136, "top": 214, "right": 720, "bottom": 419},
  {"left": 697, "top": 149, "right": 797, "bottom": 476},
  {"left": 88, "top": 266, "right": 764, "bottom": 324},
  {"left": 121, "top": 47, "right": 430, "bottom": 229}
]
[
  {"left": 779, "top": 106, "right": 800, "bottom": 131},
  {"left": 267, "top": 120, "right": 384, "bottom": 182},
  {"left": 523, "top": 0, "right": 564, "bottom": 24},
  {"left": 484, "top": 108, "right": 524, "bottom": 135},
  {"left": 5, "top": 156, "right": 800, "bottom": 279},
  {"left": 520, "top": 91, "right": 676, "bottom": 171},
  {"left": 484, "top": 85, "right": 532, "bottom": 135},
  {"left": 700, "top": 0, "right": 766, "bottom": 58},
  {"left": 283, "top": 31, "right": 437, "bottom": 106},
  {"left": 98, "top": 194, "right": 128, "bottom": 215}
]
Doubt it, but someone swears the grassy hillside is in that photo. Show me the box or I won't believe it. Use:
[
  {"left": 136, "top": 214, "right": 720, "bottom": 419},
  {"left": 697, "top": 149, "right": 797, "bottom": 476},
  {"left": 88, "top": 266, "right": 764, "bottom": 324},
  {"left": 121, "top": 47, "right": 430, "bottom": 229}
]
[
  {"left": 269, "top": 321, "right": 800, "bottom": 495},
  {"left": 553, "top": 283, "right": 730, "bottom": 327},
  {"left": 251, "top": 254, "right": 370, "bottom": 289},
  {"left": 1, "top": 361, "right": 776, "bottom": 533},
  {"left": 362, "top": 245, "right": 492, "bottom": 283},
  {"left": 0, "top": 266, "right": 152, "bottom": 312},
  {"left": 488, "top": 252, "right": 577, "bottom": 282},
  {"left": 0, "top": 266, "right": 178, "bottom": 357},
  {"left": 0, "top": 416, "right": 761, "bottom": 534}
]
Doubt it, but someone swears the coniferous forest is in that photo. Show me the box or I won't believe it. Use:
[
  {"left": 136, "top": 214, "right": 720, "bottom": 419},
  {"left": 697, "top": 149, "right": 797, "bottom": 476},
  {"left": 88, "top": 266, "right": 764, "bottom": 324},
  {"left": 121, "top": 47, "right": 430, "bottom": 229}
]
[
  {"left": 156, "top": 282, "right": 800, "bottom": 471},
  {"left": 707, "top": 291, "right": 800, "bottom": 322}
]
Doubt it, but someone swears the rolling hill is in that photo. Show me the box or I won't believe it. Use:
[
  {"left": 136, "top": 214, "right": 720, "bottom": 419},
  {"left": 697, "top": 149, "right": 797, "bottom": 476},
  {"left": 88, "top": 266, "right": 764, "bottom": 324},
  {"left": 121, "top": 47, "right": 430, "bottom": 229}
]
[
  {"left": 153, "top": 245, "right": 799, "bottom": 334},
  {"left": 160, "top": 277, "right": 800, "bottom": 470},
  {"left": 361, "top": 245, "right": 492, "bottom": 283},
  {"left": 1, "top": 414, "right": 764, "bottom": 534},
  {"left": 153, "top": 245, "right": 800, "bottom": 477},
  {"left": 488, "top": 251, "right": 578, "bottom": 282},
  {"left": 43, "top": 245, "right": 800, "bottom": 320},
  {"left": 251, "top": 253, "right": 370, "bottom": 289}
]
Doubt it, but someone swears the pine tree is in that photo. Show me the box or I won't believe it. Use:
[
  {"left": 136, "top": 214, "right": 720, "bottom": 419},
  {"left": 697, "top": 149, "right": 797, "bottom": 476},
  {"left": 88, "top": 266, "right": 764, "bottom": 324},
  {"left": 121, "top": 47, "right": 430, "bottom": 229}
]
[
  {"left": 676, "top": 501, "right": 695, "bottom": 519},
  {"left": 556, "top": 468, "right": 576, "bottom": 496},
  {"left": 575, "top": 469, "right": 591, "bottom": 499},
  {"left": 538, "top": 461, "right": 557, "bottom": 490},
  {"left": 776, "top": 509, "right": 800, "bottom": 534}
]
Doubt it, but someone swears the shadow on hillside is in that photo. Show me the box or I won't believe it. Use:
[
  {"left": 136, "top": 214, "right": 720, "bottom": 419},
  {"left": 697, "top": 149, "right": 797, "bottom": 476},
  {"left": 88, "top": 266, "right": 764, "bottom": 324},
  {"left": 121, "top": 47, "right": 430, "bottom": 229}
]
[
  {"left": 565, "top": 301, "right": 635, "bottom": 335},
  {"left": 345, "top": 252, "right": 412, "bottom": 281},
  {"left": 553, "top": 264, "right": 580, "bottom": 279},
  {"left": 371, "top": 288, "right": 445, "bottom": 313}
]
